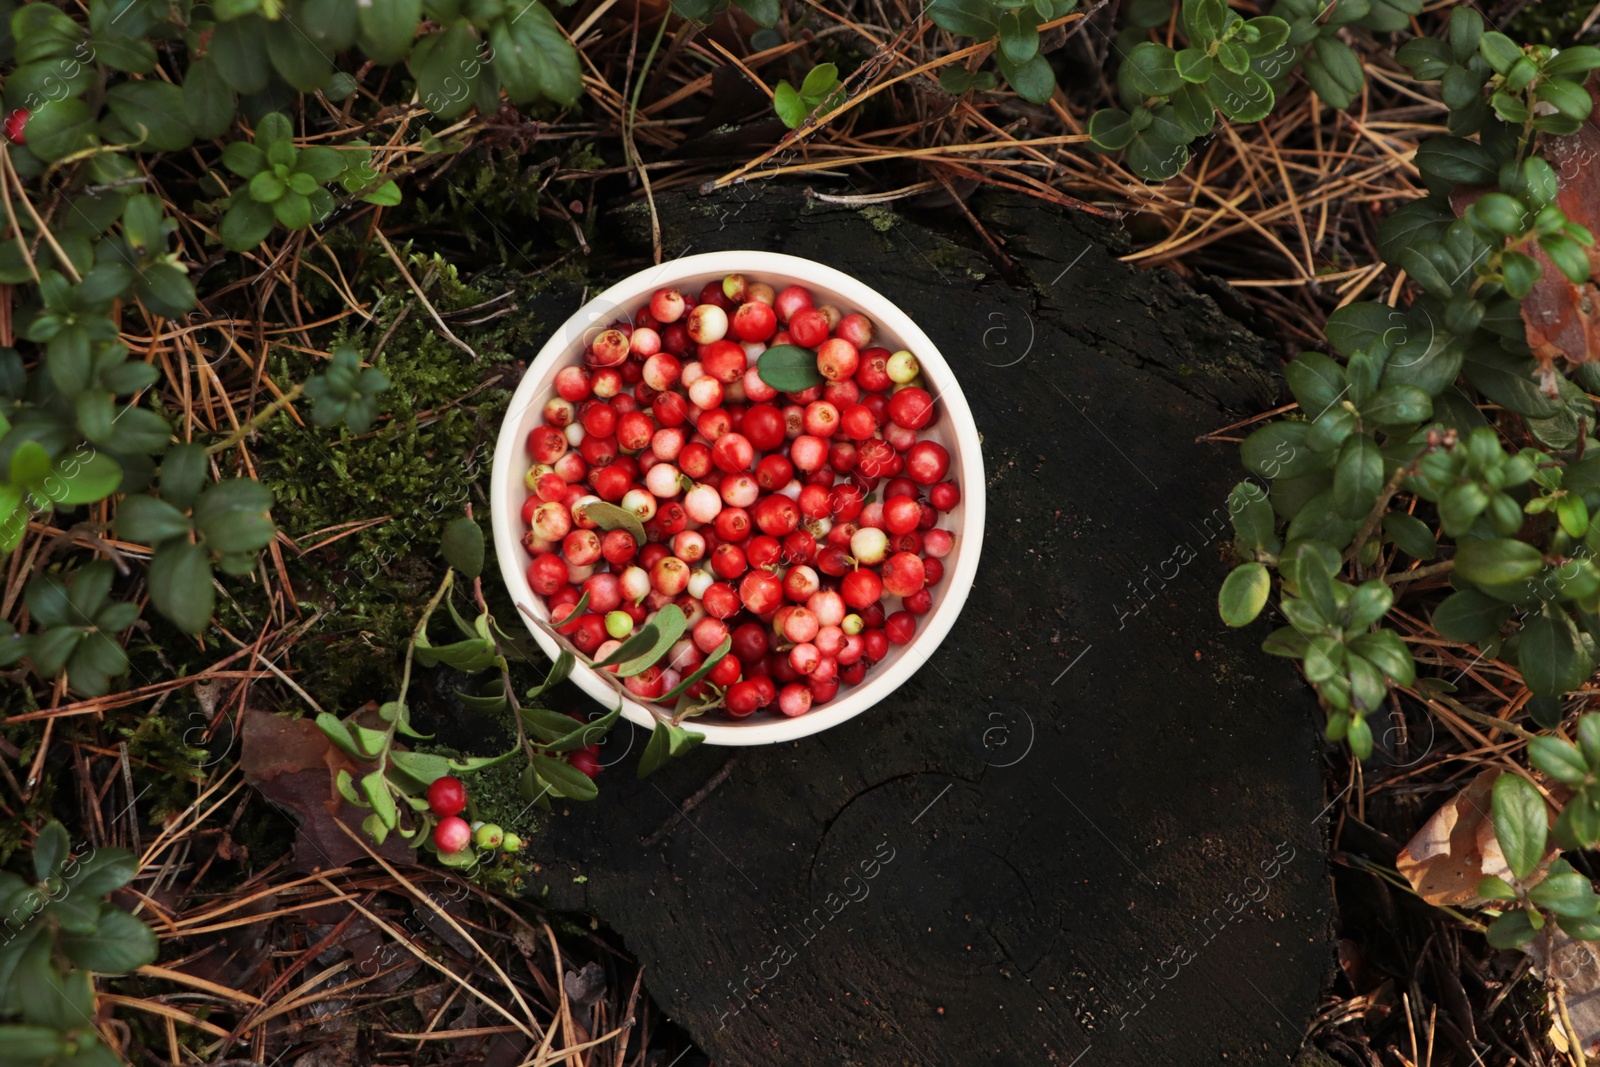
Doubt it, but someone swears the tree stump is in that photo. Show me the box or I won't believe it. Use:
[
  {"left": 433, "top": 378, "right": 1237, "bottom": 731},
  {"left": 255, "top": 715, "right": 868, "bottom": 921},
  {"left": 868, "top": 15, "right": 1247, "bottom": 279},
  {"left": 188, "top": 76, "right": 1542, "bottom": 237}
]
[{"left": 518, "top": 188, "right": 1333, "bottom": 1065}]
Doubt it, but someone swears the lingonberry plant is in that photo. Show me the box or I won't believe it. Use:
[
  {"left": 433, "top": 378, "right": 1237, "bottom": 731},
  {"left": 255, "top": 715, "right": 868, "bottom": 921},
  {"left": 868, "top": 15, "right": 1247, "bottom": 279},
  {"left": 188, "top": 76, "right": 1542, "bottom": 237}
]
[
  {"left": 1092, "top": 0, "right": 1423, "bottom": 179},
  {"left": 0, "top": 821, "right": 158, "bottom": 1065},
  {"left": 1217, "top": 7, "right": 1600, "bottom": 757},
  {"left": 774, "top": 63, "right": 846, "bottom": 129},
  {"left": 926, "top": 0, "right": 1081, "bottom": 104}
]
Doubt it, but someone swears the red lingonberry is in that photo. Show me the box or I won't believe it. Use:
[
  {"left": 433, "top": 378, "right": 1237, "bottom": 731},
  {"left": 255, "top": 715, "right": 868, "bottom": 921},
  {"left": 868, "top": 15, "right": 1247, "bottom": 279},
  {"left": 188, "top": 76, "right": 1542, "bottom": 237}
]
[
  {"left": 3, "top": 109, "right": 29, "bottom": 145},
  {"left": 433, "top": 816, "right": 471, "bottom": 853},
  {"left": 840, "top": 568, "right": 883, "bottom": 609},
  {"left": 427, "top": 776, "right": 468, "bottom": 817},
  {"left": 725, "top": 679, "right": 762, "bottom": 718},
  {"left": 569, "top": 749, "right": 603, "bottom": 778},
  {"left": 885, "top": 611, "right": 917, "bottom": 644}
]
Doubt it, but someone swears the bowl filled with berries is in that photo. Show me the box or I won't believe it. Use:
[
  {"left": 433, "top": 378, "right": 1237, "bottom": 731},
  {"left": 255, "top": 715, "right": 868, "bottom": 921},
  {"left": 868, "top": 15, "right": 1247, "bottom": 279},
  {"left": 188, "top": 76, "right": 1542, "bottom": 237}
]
[{"left": 490, "top": 251, "right": 984, "bottom": 745}]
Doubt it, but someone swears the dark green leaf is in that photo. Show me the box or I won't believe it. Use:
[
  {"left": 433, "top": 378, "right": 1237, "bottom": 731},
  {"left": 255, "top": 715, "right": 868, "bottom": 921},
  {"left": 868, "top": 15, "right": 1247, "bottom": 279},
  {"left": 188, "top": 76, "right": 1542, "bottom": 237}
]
[
  {"left": 221, "top": 197, "right": 276, "bottom": 252},
  {"left": 358, "top": 0, "right": 420, "bottom": 63},
  {"left": 1518, "top": 604, "right": 1592, "bottom": 696},
  {"left": 605, "top": 603, "right": 689, "bottom": 676},
  {"left": 1414, "top": 136, "right": 1498, "bottom": 186},
  {"left": 1532, "top": 871, "right": 1600, "bottom": 917},
  {"left": 1119, "top": 42, "right": 1183, "bottom": 102},
  {"left": 159, "top": 443, "right": 208, "bottom": 510},
  {"left": 32, "top": 821, "right": 69, "bottom": 881},
  {"left": 996, "top": 50, "right": 1056, "bottom": 105},
  {"left": 63, "top": 846, "right": 138, "bottom": 897},
  {"left": 1454, "top": 538, "right": 1544, "bottom": 586},
  {"left": 637, "top": 719, "right": 672, "bottom": 777},
  {"left": 62, "top": 907, "right": 157, "bottom": 973},
  {"left": 17, "top": 936, "right": 94, "bottom": 1030},
  {"left": 105, "top": 81, "right": 193, "bottom": 152},
  {"left": 148, "top": 539, "right": 214, "bottom": 633},
  {"left": 1087, "top": 108, "right": 1138, "bottom": 150},
  {"left": 1334, "top": 433, "right": 1382, "bottom": 520},
  {"left": 1240, "top": 422, "right": 1334, "bottom": 480},
  {"left": 112, "top": 495, "right": 188, "bottom": 547},
  {"left": 926, "top": 0, "right": 999, "bottom": 37},
  {"left": 183, "top": 56, "right": 237, "bottom": 141},
  {"left": 1285, "top": 352, "right": 1346, "bottom": 415},
  {"left": 1461, "top": 346, "right": 1563, "bottom": 419},
  {"left": 441, "top": 517, "right": 484, "bottom": 577},
  {"left": 1207, "top": 64, "right": 1274, "bottom": 122},
  {"left": 193, "top": 479, "right": 274, "bottom": 553},
  {"left": 211, "top": 16, "right": 271, "bottom": 93},
  {"left": 530, "top": 751, "right": 599, "bottom": 800},
  {"left": 1383, "top": 512, "right": 1436, "bottom": 560},
  {"left": 265, "top": 14, "right": 335, "bottom": 91},
  {"left": 25, "top": 98, "right": 97, "bottom": 162},
  {"left": 755, "top": 344, "right": 825, "bottom": 392},
  {"left": 1485, "top": 909, "right": 1538, "bottom": 949}
]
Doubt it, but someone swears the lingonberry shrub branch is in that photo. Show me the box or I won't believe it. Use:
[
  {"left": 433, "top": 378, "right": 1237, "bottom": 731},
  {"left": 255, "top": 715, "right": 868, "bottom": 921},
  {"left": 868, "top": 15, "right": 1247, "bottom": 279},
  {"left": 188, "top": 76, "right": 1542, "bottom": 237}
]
[
  {"left": 318, "top": 518, "right": 622, "bottom": 864},
  {"left": 1217, "top": 8, "right": 1600, "bottom": 763}
]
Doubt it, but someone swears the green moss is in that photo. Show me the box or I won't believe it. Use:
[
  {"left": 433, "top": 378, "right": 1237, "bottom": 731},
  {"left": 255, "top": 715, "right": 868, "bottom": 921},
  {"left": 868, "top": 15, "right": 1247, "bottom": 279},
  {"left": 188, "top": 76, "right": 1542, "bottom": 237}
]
[
  {"left": 859, "top": 205, "right": 899, "bottom": 233},
  {"left": 248, "top": 247, "right": 530, "bottom": 704}
]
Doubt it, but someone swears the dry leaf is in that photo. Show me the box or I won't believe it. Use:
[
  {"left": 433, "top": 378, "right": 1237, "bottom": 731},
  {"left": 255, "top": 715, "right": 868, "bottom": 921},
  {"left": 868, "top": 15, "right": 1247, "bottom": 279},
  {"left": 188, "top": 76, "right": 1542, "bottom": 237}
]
[
  {"left": 240, "top": 709, "right": 410, "bottom": 870},
  {"left": 1396, "top": 769, "right": 1559, "bottom": 905}
]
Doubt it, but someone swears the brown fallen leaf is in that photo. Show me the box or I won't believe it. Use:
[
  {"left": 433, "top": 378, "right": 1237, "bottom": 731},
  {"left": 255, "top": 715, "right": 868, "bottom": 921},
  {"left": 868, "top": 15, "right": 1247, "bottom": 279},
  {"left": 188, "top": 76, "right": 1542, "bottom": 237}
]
[
  {"left": 1395, "top": 768, "right": 1560, "bottom": 906},
  {"left": 240, "top": 709, "right": 410, "bottom": 870}
]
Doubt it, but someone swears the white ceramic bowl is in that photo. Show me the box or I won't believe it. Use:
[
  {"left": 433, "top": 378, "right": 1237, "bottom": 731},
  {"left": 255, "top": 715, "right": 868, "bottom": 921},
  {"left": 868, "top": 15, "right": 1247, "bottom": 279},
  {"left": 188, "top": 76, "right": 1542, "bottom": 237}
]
[{"left": 491, "top": 251, "right": 985, "bottom": 745}]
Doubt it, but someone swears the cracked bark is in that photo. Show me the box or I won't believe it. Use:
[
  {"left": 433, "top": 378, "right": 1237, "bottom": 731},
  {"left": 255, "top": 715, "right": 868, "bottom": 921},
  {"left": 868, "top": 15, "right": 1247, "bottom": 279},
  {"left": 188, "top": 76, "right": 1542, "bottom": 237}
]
[{"left": 509, "top": 187, "right": 1331, "bottom": 1066}]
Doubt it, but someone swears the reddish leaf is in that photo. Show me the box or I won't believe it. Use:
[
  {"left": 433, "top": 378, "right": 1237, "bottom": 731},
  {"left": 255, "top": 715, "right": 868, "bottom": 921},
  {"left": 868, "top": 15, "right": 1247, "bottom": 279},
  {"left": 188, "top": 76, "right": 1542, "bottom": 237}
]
[{"left": 1525, "top": 73, "right": 1600, "bottom": 366}]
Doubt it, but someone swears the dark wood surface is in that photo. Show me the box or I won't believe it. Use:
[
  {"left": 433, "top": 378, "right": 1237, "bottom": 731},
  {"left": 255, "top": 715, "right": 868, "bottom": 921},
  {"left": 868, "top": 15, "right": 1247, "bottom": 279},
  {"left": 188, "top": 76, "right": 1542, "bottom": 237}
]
[{"left": 517, "top": 188, "right": 1333, "bottom": 1066}]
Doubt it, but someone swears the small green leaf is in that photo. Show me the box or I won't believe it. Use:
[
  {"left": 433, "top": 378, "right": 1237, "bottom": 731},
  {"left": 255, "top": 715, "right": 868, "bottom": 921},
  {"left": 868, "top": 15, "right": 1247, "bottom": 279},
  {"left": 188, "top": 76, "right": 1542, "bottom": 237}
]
[
  {"left": 1518, "top": 604, "right": 1593, "bottom": 697},
  {"left": 441, "top": 517, "right": 484, "bottom": 578},
  {"left": 32, "top": 822, "right": 69, "bottom": 882},
  {"left": 1088, "top": 107, "right": 1138, "bottom": 151},
  {"left": 1492, "top": 772, "right": 1548, "bottom": 881},
  {"left": 576, "top": 500, "right": 647, "bottom": 550},
  {"left": 756, "top": 344, "right": 826, "bottom": 392},
  {"left": 147, "top": 539, "right": 214, "bottom": 633},
  {"left": 1531, "top": 869, "right": 1600, "bottom": 917},
  {"left": 361, "top": 770, "right": 398, "bottom": 828},
  {"left": 1453, "top": 538, "right": 1544, "bottom": 585},
  {"left": 1485, "top": 909, "right": 1538, "bottom": 949},
  {"left": 530, "top": 751, "right": 599, "bottom": 800},
  {"left": 62, "top": 907, "right": 158, "bottom": 973},
  {"left": 1218, "top": 562, "right": 1270, "bottom": 627},
  {"left": 1530, "top": 736, "right": 1589, "bottom": 786},
  {"left": 1382, "top": 512, "right": 1436, "bottom": 560}
]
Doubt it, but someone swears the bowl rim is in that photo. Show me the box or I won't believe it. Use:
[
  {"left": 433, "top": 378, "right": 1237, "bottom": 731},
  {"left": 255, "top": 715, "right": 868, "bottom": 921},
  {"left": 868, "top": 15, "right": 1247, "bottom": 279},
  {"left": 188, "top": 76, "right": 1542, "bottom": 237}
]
[{"left": 490, "top": 250, "right": 986, "bottom": 746}]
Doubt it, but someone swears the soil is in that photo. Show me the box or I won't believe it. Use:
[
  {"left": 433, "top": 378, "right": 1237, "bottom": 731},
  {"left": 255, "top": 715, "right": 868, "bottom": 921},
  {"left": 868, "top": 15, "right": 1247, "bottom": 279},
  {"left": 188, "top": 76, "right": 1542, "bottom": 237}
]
[{"left": 508, "top": 186, "right": 1333, "bottom": 1066}]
